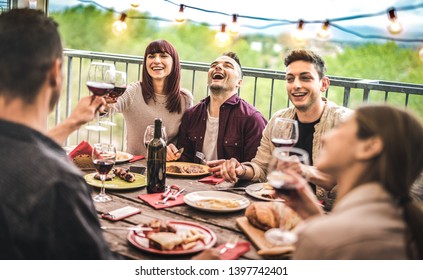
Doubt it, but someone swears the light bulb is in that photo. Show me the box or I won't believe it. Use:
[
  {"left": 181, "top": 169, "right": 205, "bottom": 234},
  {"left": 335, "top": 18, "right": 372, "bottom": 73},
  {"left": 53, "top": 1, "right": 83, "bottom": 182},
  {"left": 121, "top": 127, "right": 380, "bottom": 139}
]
[
  {"left": 112, "top": 14, "right": 127, "bottom": 36},
  {"left": 292, "top": 20, "right": 305, "bottom": 43},
  {"left": 175, "top": 4, "right": 186, "bottom": 23},
  {"left": 215, "top": 24, "right": 230, "bottom": 47},
  {"left": 387, "top": 8, "right": 403, "bottom": 35},
  {"left": 419, "top": 47, "right": 423, "bottom": 62},
  {"left": 228, "top": 14, "right": 239, "bottom": 37},
  {"left": 130, "top": 1, "right": 141, "bottom": 8},
  {"left": 29, "top": 0, "right": 37, "bottom": 9},
  {"left": 317, "top": 20, "right": 330, "bottom": 40}
]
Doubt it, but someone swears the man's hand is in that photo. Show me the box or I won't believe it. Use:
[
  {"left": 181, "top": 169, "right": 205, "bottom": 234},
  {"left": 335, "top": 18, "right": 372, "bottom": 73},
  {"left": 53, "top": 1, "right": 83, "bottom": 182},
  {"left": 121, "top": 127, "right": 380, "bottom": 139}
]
[
  {"left": 209, "top": 158, "right": 245, "bottom": 183},
  {"left": 68, "top": 95, "right": 106, "bottom": 126},
  {"left": 166, "top": 143, "right": 182, "bottom": 161}
]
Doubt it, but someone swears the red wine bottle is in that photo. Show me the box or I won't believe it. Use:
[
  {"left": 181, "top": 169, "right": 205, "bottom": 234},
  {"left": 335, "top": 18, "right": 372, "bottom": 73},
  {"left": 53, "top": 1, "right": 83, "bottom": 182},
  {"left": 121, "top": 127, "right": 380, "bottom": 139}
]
[{"left": 147, "top": 119, "right": 166, "bottom": 193}]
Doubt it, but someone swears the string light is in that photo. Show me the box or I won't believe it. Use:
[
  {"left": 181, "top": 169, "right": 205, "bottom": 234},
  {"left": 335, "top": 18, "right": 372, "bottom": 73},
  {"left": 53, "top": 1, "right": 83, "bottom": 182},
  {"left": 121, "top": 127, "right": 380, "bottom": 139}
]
[
  {"left": 419, "top": 47, "right": 423, "bottom": 62},
  {"left": 215, "top": 24, "right": 231, "bottom": 47},
  {"left": 292, "top": 20, "right": 305, "bottom": 43},
  {"left": 175, "top": 4, "right": 186, "bottom": 23},
  {"left": 78, "top": 0, "right": 423, "bottom": 43},
  {"left": 29, "top": 0, "right": 37, "bottom": 9},
  {"left": 387, "top": 8, "right": 403, "bottom": 35},
  {"left": 228, "top": 14, "right": 240, "bottom": 37},
  {"left": 130, "top": 1, "right": 141, "bottom": 8},
  {"left": 317, "top": 20, "right": 331, "bottom": 40},
  {"left": 112, "top": 13, "right": 127, "bottom": 35}
]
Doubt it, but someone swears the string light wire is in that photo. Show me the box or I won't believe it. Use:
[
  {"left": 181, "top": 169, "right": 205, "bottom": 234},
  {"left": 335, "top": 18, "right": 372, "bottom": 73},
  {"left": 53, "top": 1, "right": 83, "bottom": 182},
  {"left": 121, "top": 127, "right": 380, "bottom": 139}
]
[{"left": 77, "top": 0, "right": 423, "bottom": 42}]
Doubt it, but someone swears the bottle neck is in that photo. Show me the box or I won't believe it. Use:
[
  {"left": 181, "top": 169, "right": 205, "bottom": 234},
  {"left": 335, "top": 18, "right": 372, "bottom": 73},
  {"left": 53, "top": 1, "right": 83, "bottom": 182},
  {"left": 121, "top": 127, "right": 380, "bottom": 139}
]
[{"left": 154, "top": 123, "right": 162, "bottom": 139}]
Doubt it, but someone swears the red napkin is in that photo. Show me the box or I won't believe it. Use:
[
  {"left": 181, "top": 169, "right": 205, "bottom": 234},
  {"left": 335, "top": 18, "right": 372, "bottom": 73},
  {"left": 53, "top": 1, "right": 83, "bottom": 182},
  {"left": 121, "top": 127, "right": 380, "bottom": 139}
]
[
  {"left": 68, "top": 140, "right": 92, "bottom": 159},
  {"left": 129, "top": 155, "right": 145, "bottom": 163},
  {"left": 198, "top": 175, "right": 225, "bottom": 185},
  {"left": 218, "top": 241, "right": 251, "bottom": 260},
  {"left": 138, "top": 192, "right": 185, "bottom": 209}
]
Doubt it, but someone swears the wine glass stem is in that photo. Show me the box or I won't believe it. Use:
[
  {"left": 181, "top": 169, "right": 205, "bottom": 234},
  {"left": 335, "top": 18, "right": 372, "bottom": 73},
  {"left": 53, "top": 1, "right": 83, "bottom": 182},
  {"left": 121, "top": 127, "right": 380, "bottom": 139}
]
[{"left": 100, "top": 175, "right": 106, "bottom": 197}]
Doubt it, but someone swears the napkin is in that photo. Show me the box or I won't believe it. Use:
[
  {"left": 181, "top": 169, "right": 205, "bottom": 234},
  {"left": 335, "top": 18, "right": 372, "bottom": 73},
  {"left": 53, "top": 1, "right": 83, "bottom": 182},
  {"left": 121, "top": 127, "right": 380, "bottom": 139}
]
[
  {"left": 68, "top": 141, "right": 95, "bottom": 170},
  {"left": 68, "top": 140, "right": 92, "bottom": 159},
  {"left": 198, "top": 175, "right": 225, "bottom": 185},
  {"left": 218, "top": 241, "right": 251, "bottom": 260},
  {"left": 129, "top": 155, "right": 145, "bottom": 163},
  {"left": 138, "top": 191, "right": 185, "bottom": 209}
]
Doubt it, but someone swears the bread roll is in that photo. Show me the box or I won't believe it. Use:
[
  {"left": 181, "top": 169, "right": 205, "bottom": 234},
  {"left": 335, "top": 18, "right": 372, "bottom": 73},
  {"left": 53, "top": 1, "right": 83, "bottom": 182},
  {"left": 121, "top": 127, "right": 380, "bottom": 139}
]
[
  {"left": 245, "top": 202, "right": 301, "bottom": 231},
  {"left": 245, "top": 202, "right": 280, "bottom": 230}
]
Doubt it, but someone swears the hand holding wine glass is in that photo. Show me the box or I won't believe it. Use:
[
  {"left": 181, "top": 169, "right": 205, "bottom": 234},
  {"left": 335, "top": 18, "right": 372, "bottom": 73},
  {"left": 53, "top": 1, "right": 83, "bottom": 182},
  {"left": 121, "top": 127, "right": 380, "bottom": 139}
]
[
  {"left": 85, "top": 62, "right": 115, "bottom": 131},
  {"left": 265, "top": 147, "right": 310, "bottom": 246},
  {"left": 100, "top": 70, "right": 127, "bottom": 126},
  {"left": 92, "top": 143, "right": 116, "bottom": 202}
]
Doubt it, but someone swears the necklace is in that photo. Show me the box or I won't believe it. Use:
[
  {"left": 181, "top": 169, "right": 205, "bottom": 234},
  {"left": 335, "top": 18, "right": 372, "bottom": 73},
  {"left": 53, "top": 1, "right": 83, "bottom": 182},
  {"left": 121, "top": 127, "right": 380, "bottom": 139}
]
[{"left": 154, "top": 93, "right": 167, "bottom": 105}]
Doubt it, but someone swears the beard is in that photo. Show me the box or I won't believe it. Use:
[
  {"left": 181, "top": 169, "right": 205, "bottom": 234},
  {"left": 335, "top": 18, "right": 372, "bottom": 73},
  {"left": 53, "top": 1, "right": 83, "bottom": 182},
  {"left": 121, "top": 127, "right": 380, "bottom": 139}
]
[{"left": 209, "top": 84, "right": 226, "bottom": 95}]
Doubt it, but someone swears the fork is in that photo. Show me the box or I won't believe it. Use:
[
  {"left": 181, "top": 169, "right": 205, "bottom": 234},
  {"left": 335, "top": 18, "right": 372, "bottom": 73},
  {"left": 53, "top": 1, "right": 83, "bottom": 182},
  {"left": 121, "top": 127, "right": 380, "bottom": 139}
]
[
  {"left": 219, "top": 235, "right": 239, "bottom": 254},
  {"left": 195, "top": 151, "right": 207, "bottom": 165}
]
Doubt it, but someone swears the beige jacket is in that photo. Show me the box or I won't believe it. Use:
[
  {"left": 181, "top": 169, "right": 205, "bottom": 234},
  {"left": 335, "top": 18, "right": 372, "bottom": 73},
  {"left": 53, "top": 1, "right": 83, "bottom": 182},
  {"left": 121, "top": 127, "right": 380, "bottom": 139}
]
[
  {"left": 293, "top": 183, "right": 408, "bottom": 259},
  {"left": 245, "top": 98, "right": 352, "bottom": 208}
]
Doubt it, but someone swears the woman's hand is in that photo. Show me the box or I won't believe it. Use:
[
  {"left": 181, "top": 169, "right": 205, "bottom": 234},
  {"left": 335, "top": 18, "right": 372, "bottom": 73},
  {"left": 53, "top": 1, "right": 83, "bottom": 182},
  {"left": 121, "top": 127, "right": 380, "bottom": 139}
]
[{"left": 277, "top": 170, "right": 325, "bottom": 219}]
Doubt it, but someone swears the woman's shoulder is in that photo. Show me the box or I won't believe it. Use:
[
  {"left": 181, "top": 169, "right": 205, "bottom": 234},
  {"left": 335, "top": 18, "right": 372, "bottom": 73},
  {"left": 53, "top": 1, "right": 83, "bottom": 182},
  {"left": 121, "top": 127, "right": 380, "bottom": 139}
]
[{"left": 180, "top": 88, "right": 193, "bottom": 99}]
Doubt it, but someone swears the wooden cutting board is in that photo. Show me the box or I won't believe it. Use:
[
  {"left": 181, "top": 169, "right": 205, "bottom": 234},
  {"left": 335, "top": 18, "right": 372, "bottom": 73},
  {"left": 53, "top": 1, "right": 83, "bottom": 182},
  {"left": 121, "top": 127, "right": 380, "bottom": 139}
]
[{"left": 236, "top": 217, "right": 294, "bottom": 257}]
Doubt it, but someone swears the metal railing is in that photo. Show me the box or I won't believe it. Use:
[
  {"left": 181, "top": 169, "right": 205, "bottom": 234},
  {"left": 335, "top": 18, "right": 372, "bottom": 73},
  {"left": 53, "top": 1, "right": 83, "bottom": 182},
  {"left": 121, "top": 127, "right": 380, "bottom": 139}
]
[{"left": 59, "top": 49, "right": 423, "bottom": 151}]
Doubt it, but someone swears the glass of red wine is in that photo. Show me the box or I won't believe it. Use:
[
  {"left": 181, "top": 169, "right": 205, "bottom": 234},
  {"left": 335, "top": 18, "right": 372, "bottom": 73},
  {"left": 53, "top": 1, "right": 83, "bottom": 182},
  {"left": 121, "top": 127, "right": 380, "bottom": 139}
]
[
  {"left": 271, "top": 117, "right": 299, "bottom": 148},
  {"left": 92, "top": 143, "right": 116, "bottom": 202},
  {"left": 100, "top": 70, "right": 127, "bottom": 126},
  {"left": 85, "top": 62, "right": 115, "bottom": 131},
  {"left": 265, "top": 147, "right": 310, "bottom": 246},
  {"left": 143, "top": 124, "right": 167, "bottom": 151}
]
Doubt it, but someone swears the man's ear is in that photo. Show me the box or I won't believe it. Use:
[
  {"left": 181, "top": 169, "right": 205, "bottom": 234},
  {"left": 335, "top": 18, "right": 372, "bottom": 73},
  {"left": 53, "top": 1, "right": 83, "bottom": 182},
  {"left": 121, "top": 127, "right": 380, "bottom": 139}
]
[
  {"left": 237, "top": 79, "right": 243, "bottom": 88},
  {"left": 49, "top": 58, "right": 62, "bottom": 87},
  {"left": 356, "top": 136, "right": 383, "bottom": 161}
]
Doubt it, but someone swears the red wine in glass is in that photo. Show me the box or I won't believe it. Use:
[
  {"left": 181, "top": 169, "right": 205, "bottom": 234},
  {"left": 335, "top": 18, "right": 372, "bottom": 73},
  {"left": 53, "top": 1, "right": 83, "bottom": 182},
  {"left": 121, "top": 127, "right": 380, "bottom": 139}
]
[
  {"left": 86, "top": 81, "right": 114, "bottom": 96},
  {"left": 93, "top": 159, "right": 115, "bottom": 175},
  {"left": 108, "top": 86, "right": 127, "bottom": 98},
  {"left": 272, "top": 139, "right": 296, "bottom": 148}
]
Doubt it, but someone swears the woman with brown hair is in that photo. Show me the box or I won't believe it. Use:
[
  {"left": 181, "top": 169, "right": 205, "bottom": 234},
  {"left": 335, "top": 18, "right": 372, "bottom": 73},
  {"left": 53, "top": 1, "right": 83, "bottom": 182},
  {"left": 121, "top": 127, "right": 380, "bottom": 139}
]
[
  {"left": 111, "top": 40, "right": 193, "bottom": 156},
  {"left": 282, "top": 105, "right": 423, "bottom": 259}
]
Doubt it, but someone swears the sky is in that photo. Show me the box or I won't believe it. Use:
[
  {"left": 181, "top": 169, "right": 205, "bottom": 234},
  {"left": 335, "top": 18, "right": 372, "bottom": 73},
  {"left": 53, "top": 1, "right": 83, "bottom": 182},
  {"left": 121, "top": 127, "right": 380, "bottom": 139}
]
[{"left": 50, "top": 0, "right": 423, "bottom": 42}]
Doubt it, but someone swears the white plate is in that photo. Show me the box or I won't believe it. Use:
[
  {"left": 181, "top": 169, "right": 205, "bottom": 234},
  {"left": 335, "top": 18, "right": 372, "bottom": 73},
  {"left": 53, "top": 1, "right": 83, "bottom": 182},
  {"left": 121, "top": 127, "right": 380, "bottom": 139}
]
[
  {"left": 184, "top": 191, "right": 250, "bottom": 213},
  {"left": 116, "top": 151, "right": 134, "bottom": 163},
  {"left": 245, "top": 183, "right": 284, "bottom": 202}
]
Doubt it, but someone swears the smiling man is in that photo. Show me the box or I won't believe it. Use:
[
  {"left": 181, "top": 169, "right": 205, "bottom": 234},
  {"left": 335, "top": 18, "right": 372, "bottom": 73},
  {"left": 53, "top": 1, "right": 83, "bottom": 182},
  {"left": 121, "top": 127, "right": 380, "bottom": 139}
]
[
  {"left": 215, "top": 49, "right": 352, "bottom": 210},
  {"left": 170, "top": 52, "right": 267, "bottom": 163}
]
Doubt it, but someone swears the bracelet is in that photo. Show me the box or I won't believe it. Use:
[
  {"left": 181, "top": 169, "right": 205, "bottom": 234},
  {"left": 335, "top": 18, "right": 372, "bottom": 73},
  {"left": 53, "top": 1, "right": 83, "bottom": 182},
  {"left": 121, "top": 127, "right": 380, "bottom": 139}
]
[{"left": 238, "top": 163, "right": 247, "bottom": 178}]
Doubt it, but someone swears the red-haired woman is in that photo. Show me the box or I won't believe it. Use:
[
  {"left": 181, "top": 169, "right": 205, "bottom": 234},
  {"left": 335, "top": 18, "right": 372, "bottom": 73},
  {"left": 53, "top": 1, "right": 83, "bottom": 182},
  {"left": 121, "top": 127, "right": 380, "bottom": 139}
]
[{"left": 111, "top": 40, "right": 193, "bottom": 156}]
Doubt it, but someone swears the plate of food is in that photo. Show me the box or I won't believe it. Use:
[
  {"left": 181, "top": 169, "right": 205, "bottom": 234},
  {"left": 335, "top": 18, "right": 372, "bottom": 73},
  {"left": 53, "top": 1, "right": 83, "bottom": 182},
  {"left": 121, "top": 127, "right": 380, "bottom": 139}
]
[
  {"left": 84, "top": 167, "right": 146, "bottom": 190},
  {"left": 127, "top": 219, "right": 217, "bottom": 255},
  {"left": 116, "top": 151, "right": 134, "bottom": 163},
  {"left": 184, "top": 191, "right": 250, "bottom": 213},
  {"left": 166, "top": 162, "right": 209, "bottom": 177},
  {"left": 245, "top": 183, "right": 284, "bottom": 202}
]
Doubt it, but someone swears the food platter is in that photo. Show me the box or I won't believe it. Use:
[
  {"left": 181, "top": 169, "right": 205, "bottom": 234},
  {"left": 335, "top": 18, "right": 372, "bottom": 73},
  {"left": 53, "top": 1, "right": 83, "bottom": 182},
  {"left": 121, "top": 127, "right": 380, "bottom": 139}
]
[
  {"left": 245, "top": 183, "right": 284, "bottom": 202},
  {"left": 127, "top": 220, "right": 217, "bottom": 255},
  {"left": 184, "top": 191, "right": 250, "bottom": 213},
  {"left": 166, "top": 162, "right": 209, "bottom": 177},
  {"left": 115, "top": 151, "right": 134, "bottom": 163},
  {"left": 83, "top": 172, "right": 146, "bottom": 190}
]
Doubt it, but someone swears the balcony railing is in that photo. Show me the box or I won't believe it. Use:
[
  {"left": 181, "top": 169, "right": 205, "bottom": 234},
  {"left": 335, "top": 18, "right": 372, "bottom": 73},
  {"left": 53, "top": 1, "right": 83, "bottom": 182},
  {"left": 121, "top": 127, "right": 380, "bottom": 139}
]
[{"left": 59, "top": 49, "right": 423, "bottom": 151}]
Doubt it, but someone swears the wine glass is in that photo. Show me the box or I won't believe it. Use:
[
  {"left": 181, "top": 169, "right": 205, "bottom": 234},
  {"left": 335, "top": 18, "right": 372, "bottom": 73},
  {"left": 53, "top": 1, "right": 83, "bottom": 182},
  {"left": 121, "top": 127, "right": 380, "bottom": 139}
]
[
  {"left": 271, "top": 118, "right": 299, "bottom": 148},
  {"left": 265, "top": 147, "right": 310, "bottom": 246},
  {"left": 100, "top": 70, "right": 127, "bottom": 126},
  {"left": 85, "top": 62, "right": 116, "bottom": 131},
  {"left": 92, "top": 143, "right": 116, "bottom": 202},
  {"left": 143, "top": 125, "right": 168, "bottom": 149}
]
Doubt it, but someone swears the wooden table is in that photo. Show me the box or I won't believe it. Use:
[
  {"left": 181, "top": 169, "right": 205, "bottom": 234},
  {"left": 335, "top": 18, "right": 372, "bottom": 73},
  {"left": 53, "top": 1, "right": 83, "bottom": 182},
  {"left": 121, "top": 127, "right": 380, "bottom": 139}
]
[{"left": 89, "top": 160, "right": 264, "bottom": 260}]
